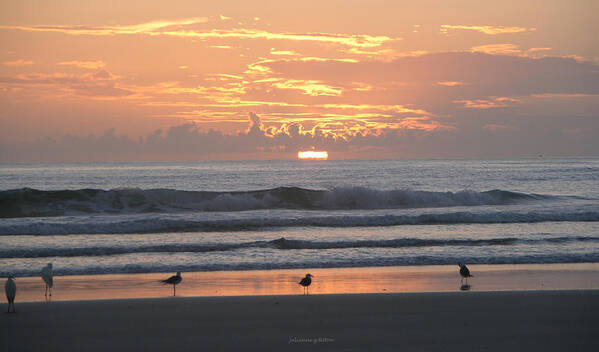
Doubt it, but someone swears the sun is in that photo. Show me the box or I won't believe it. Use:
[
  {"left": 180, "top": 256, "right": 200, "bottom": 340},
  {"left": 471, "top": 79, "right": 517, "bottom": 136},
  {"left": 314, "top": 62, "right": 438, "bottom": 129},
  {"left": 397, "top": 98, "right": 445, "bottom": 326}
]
[{"left": 297, "top": 151, "right": 329, "bottom": 160}]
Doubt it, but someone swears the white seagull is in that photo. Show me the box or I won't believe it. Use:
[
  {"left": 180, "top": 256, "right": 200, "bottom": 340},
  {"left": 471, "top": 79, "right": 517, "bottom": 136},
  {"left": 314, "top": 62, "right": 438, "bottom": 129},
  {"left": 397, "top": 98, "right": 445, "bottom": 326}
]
[
  {"left": 41, "top": 263, "right": 53, "bottom": 299},
  {"left": 299, "top": 273, "right": 314, "bottom": 295},
  {"left": 5, "top": 275, "right": 16, "bottom": 313},
  {"left": 161, "top": 272, "right": 182, "bottom": 296}
]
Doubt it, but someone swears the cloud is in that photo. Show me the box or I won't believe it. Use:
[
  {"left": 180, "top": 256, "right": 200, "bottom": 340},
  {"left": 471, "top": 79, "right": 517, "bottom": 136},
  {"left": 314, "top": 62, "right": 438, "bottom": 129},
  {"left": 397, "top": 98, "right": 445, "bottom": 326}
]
[
  {"left": 272, "top": 79, "right": 343, "bottom": 96},
  {"left": 454, "top": 97, "right": 519, "bottom": 109},
  {"left": 2, "top": 112, "right": 596, "bottom": 162},
  {"left": 441, "top": 25, "right": 535, "bottom": 35},
  {"left": 270, "top": 49, "right": 301, "bottom": 56},
  {"left": 1, "top": 19, "right": 393, "bottom": 48},
  {"left": 482, "top": 124, "right": 517, "bottom": 132},
  {"left": 0, "top": 17, "right": 209, "bottom": 36},
  {"left": 1, "top": 69, "right": 132, "bottom": 97},
  {"left": 261, "top": 51, "right": 599, "bottom": 100},
  {"left": 57, "top": 60, "right": 105, "bottom": 69},
  {"left": 162, "top": 29, "right": 392, "bottom": 48},
  {"left": 3, "top": 59, "right": 34, "bottom": 66},
  {"left": 437, "top": 81, "right": 463, "bottom": 87},
  {"left": 470, "top": 44, "right": 521, "bottom": 55}
]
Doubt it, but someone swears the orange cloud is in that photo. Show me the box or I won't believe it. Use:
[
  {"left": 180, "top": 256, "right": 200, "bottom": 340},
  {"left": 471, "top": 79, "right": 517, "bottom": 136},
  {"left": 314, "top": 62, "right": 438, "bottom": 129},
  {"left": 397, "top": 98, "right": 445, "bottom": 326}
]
[
  {"left": 3, "top": 59, "right": 34, "bottom": 66},
  {"left": 454, "top": 97, "right": 519, "bottom": 109},
  {"left": 318, "top": 104, "right": 432, "bottom": 116},
  {"left": 441, "top": 25, "right": 535, "bottom": 35},
  {"left": 162, "top": 28, "right": 392, "bottom": 48},
  {"left": 528, "top": 47, "right": 552, "bottom": 52},
  {"left": 1, "top": 19, "right": 392, "bottom": 48},
  {"left": 273, "top": 79, "right": 343, "bottom": 96},
  {"left": 470, "top": 44, "right": 521, "bottom": 55},
  {"left": 437, "top": 81, "right": 463, "bottom": 87},
  {"left": 270, "top": 49, "right": 301, "bottom": 56},
  {"left": 0, "top": 18, "right": 209, "bottom": 36},
  {"left": 57, "top": 60, "right": 105, "bottom": 69}
]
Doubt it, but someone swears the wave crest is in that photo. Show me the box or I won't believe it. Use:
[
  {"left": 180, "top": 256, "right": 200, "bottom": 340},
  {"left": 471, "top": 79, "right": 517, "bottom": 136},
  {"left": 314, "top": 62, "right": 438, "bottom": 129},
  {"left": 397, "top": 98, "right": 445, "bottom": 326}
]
[
  {"left": 3, "top": 236, "right": 598, "bottom": 258},
  {"left": 0, "top": 186, "right": 549, "bottom": 218}
]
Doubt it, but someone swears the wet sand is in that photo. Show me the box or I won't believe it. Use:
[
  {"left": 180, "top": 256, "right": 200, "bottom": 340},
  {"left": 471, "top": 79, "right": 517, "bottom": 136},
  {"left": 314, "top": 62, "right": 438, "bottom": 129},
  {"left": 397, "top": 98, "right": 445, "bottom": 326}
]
[
  {"left": 8, "top": 263, "right": 599, "bottom": 302},
  {"left": 2, "top": 290, "right": 598, "bottom": 352}
]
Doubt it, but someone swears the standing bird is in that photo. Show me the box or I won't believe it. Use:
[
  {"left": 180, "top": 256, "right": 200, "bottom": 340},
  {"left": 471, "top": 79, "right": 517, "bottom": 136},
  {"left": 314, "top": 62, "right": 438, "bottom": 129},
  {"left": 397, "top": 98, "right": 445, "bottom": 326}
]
[
  {"left": 299, "top": 273, "right": 314, "bottom": 295},
  {"left": 161, "top": 272, "right": 182, "bottom": 296},
  {"left": 5, "top": 275, "right": 16, "bottom": 313},
  {"left": 459, "top": 263, "right": 473, "bottom": 285},
  {"left": 41, "top": 263, "right": 53, "bottom": 299}
]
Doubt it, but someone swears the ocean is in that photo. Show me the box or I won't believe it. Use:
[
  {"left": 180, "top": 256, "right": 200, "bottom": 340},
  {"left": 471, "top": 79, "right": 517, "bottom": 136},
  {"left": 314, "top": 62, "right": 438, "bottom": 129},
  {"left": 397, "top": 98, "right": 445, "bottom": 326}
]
[{"left": 1, "top": 158, "right": 598, "bottom": 277}]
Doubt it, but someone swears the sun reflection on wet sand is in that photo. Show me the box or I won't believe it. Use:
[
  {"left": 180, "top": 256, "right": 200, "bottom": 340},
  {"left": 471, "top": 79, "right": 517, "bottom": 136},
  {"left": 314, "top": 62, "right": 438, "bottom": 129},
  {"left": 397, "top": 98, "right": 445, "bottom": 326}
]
[{"left": 11, "top": 263, "right": 599, "bottom": 302}]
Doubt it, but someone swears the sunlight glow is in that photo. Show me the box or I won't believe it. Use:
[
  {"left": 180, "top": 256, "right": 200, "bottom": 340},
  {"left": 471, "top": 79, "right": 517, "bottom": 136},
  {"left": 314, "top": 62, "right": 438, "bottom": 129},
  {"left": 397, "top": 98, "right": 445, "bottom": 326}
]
[{"left": 298, "top": 151, "right": 328, "bottom": 160}]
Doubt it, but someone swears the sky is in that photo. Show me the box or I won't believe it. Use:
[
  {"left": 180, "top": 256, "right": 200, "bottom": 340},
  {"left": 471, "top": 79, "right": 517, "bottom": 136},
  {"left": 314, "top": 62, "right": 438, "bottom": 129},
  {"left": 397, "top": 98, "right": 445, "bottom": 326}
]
[{"left": 1, "top": 0, "right": 598, "bottom": 161}]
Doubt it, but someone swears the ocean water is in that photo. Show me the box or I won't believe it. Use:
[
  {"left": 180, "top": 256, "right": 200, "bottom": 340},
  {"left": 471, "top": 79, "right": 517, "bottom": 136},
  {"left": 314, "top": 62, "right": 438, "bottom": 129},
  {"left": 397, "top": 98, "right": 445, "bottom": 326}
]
[{"left": 1, "top": 158, "right": 598, "bottom": 277}]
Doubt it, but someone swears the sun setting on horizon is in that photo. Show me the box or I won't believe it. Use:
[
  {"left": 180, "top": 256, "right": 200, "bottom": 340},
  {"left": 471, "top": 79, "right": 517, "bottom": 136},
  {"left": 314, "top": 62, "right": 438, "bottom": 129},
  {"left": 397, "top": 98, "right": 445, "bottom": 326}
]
[{"left": 297, "top": 151, "right": 329, "bottom": 160}]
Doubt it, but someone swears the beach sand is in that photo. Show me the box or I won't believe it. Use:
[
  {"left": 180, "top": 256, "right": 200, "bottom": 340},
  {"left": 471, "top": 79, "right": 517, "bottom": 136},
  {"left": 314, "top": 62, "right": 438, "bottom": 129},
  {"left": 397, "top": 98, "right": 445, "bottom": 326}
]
[
  {"left": 2, "top": 264, "right": 599, "bottom": 351},
  {"left": 1, "top": 290, "right": 598, "bottom": 352}
]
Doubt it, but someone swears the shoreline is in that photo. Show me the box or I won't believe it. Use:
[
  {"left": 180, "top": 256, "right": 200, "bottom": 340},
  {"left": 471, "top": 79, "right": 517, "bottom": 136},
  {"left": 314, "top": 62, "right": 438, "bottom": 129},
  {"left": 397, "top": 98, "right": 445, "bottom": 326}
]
[{"left": 7, "top": 262, "right": 599, "bottom": 303}]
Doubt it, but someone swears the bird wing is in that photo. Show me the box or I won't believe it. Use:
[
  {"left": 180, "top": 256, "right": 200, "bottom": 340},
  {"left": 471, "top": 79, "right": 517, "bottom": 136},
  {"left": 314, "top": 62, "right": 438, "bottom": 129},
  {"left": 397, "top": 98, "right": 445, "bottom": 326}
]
[{"left": 161, "top": 275, "right": 177, "bottom": 284}]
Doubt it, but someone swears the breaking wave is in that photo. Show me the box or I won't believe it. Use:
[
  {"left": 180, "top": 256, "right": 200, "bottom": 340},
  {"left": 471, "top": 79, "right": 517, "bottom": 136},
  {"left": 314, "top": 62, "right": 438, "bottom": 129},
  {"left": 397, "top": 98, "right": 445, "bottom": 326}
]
[
  {"left": 1, "top": 186, "right": 552, "bottom": 218},
  {"left": 3, "top": 236, "right": 598, "bottom": 259},
  {"left": 1, "top": 210, "right": 597, "bottom": 235}
]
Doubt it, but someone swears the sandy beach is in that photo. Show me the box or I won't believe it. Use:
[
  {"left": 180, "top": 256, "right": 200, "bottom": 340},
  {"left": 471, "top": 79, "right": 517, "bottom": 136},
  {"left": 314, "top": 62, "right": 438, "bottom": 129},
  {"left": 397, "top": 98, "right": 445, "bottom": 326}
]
[
  {"left": 1, "top": 290, "right": 598, "bottom": 352},
  {"left": 2, "top": 264, "right": 599, "bottom": 351}
]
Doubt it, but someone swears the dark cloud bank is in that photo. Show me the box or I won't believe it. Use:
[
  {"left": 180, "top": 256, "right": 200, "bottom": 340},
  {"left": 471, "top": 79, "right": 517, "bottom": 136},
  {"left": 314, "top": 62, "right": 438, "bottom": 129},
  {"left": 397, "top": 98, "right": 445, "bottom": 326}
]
[{"left": 1, "top": 112, "right": 597, "bottom": 162}]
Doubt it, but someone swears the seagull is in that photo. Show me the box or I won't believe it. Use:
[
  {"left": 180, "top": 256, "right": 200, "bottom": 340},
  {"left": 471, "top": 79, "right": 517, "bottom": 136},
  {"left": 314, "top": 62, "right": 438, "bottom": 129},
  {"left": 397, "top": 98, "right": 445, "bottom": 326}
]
[
  {"left": 161, "top": 272, "right": 182, "bottom": 296},
  {"left": 41, "top": 263, "right": 53, "bottom": 299},
  {"left": 5, "top": 275, "right": 16, "bottom": 313},
  {"left": 299, "top": 273, "right": 314, "bottom": 295},
  {"left": 459, "top": 263, "right": 473, "bottom": 285}
]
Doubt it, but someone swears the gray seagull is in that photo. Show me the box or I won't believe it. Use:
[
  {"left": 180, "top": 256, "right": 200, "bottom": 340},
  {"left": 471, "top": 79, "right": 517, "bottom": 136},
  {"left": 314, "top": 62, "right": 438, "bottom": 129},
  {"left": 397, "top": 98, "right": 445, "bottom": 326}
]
[
  {"left": 161, "top": 272, "right": 182, "bottom": 296},
  {"left": 5, "top": 275, "right": 16, "bottom": 313},
  {"left": 459, "top": 264, "right": 473, "bottom": 285},
  {"left": 299, "top": 273, "right": 314, "bottom": 295}
]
